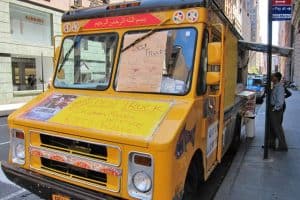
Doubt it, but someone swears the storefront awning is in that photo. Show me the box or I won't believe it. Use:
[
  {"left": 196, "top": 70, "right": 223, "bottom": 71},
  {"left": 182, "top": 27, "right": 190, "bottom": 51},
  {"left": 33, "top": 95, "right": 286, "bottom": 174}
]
[{"left": 238, "top": 40, "right": 293, "bottom": 57}]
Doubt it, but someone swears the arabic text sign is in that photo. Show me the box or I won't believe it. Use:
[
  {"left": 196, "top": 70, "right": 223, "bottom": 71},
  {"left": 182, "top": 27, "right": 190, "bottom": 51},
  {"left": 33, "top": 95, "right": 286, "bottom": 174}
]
[
  {"left": 83, "top": 13, "right": 161, "bottom": 30},
  {"left": 272, "top": 5, "right": 292, "bottom": 21},
  {"left": 116, "top": 31, "right": 168, "bottom": 92},
  {"left": 48, "top": 97, "right": 171, "bottom": 137}
]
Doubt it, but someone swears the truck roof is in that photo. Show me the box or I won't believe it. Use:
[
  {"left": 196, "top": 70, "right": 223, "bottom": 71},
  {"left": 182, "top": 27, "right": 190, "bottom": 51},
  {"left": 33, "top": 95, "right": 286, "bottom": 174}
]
[{"left": 62, "top": 0, "right": 206, "bottom": 22}]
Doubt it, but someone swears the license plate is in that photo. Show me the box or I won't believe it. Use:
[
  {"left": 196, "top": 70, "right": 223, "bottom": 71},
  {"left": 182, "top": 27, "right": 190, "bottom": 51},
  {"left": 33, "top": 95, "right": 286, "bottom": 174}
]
[{"left": 52, "top": 194, "right": 70, "bottom": 200}]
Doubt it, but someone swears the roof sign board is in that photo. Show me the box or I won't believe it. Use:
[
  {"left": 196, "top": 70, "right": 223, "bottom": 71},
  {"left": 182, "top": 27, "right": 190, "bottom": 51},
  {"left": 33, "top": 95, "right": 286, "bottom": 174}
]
[{"left": 272, "top": 0, "right": 292, "bottom": 21}]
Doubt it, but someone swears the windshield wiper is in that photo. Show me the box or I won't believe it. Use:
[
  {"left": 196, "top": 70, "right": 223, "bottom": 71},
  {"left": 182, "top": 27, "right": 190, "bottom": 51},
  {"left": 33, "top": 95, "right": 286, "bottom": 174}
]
[
  {"left": 58, "top": 36, "right": 80, "bottom": 72},
  {"left": 121, "top": 18, "right": 170, "bottom": 53}
]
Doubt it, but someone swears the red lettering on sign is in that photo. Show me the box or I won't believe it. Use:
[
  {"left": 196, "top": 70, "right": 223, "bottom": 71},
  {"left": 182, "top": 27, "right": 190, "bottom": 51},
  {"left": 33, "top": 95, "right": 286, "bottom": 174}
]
[
  {"left": 272, "top": 0, "right": 291, "bottom": 6},
  {"left": 83, "top": 13, "right": 161, "bottom": 30}
]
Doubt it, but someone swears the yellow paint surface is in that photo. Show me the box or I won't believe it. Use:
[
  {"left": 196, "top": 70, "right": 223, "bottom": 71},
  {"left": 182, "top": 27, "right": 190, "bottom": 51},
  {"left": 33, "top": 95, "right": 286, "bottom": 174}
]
[{"left": 49, "top": 96, "right": 171, "bottom": 137}]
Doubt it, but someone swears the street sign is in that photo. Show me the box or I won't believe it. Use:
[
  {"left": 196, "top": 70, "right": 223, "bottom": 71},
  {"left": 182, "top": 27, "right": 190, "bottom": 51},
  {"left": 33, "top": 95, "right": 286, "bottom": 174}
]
[
  {"left": 272, "top": 0, "right": 291, "bottom": 6},
  {"left": 272, "top": 5, "right": 292, "bottom": 21},
  {"left": 272, "top": 0, "right": 292, "bottom": 21}
]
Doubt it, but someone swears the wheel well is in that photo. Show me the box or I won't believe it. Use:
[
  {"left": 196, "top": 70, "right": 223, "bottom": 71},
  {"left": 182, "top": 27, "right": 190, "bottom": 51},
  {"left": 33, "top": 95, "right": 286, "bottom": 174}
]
[
  {"left": 182, "top": 149, "right": 205, "bottom": 199},
  {"left": 186, "top": 149, "right": 204, "bottom": 181}
]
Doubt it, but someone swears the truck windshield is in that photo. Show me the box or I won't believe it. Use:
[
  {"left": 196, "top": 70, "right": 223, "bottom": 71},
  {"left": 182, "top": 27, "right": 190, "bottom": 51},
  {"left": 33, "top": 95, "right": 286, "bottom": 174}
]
[
  {"left": 54, "top": 33, "right": 118, "bottom": 90},
  {"left": 115, "top": 28, "right": 197, "bottom": 95}
]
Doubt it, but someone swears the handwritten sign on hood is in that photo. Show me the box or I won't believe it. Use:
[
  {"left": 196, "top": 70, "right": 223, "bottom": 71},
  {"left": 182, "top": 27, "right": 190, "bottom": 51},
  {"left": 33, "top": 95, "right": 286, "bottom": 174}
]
[{"left": 48, "top": 96, "right": 171, "bottom": 137}]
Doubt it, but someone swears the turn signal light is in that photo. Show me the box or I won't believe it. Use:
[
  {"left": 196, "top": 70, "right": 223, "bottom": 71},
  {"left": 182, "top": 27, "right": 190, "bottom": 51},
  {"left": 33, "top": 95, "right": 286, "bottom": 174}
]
[
  {"left": 15, "top": 131, "right": 24, "bottom": 139},
  {"left": 134, "top": 154, "right": 152, "bottom": 167}
]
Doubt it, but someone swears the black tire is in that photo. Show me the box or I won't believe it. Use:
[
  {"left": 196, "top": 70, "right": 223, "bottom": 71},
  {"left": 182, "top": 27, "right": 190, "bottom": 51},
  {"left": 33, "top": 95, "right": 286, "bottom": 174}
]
[
  {"left": 183, "top": 152, "right": 204, "bottom": 200},
  {"left": 228, "top": 115, "right": 242, "bottom": 154}
]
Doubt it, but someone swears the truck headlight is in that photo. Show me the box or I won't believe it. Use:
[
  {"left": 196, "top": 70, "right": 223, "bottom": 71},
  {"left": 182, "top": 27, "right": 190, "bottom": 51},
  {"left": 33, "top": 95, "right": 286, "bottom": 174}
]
[
  {"left": 15, "top": 143, "right": 25, "bottom": 159},
  {"left": 128, "top": 152, "right": 153, "bottom": 200},
  {"left": 11, "top": 129, "right": 25, "bottom": 165},
  {"left": 132, "top": 171, "right": 152, "bottom": 193}
]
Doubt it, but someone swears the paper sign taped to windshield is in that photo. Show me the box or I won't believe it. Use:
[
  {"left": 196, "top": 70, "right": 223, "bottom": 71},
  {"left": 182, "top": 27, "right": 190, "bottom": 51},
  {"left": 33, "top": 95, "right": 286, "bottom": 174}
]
[
  {"left": 48, "top": 96, "right": 171, "bottom": 137},
  {"left": 116, "top": 31, "right": 168, "bottom": 92}
]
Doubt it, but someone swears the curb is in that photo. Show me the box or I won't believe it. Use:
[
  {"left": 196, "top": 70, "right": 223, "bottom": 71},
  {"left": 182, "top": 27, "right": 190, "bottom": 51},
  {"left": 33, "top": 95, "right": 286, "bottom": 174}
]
[{"left": 0, "top": 103, "right": 26, "bottom": 117}]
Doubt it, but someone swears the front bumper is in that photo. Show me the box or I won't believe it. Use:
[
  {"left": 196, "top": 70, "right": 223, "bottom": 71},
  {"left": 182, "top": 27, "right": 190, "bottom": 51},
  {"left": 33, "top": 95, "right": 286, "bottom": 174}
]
[{"left": 1, "top": 161, "right": 124, "bottom": 200}]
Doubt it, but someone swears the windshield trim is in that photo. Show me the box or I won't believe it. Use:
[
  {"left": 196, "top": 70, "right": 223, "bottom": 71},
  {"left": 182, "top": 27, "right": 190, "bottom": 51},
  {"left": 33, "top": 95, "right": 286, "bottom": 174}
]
[
  {"left": 53, "top": 32, "right": 119, "bottom": 91},
  {"left": 113, "top": 26, "right": 198, "bottom": 96}
]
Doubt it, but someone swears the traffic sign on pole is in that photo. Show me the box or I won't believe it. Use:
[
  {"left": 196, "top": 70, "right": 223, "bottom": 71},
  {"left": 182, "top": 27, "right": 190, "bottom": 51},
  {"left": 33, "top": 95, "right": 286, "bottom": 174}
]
[
  {"left": 272, "top": 0, "right": 291, "bottom": 6},
  {"left": 272, "top": 5, "right": 292, "bottom": 21},
  {"left": 272, "top": 0, "right": 292, "bottom": 21}
]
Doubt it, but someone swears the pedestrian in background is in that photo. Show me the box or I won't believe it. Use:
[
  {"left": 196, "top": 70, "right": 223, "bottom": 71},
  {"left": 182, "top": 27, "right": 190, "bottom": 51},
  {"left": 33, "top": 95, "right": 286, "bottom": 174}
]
[{"left": 270, "top": 72, "right": 288, "bottom": 151}]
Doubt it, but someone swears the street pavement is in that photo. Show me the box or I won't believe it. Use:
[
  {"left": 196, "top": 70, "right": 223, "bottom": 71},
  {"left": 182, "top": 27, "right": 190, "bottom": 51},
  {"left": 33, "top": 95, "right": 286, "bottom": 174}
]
[{"left": 214, "top": 90, "right": 300, "bottom": 200}]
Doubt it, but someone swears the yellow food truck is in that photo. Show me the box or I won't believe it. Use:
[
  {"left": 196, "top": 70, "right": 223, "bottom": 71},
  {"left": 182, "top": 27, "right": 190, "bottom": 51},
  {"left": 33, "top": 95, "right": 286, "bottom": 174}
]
[{"left": 2, "top": 0, "right": 251, "bottom": 199}]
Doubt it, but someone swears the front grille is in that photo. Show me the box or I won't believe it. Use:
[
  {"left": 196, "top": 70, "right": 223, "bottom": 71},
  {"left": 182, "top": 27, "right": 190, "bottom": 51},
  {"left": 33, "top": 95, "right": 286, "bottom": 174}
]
[
  {"left": 41, "top": 158, "right": 107, "bottom": 185},
  {"left": 40, "top": 134, "right": 108, "bottom": 161},
  {"left": 30, "top": 132, "right": 122, "bottom": 193}
]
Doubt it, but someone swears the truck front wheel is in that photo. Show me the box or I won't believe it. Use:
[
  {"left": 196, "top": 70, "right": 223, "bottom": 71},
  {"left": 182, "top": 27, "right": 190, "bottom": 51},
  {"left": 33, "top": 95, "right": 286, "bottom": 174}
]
[{"left": 182, "top": 151, "right": 204, "bottom": 200}]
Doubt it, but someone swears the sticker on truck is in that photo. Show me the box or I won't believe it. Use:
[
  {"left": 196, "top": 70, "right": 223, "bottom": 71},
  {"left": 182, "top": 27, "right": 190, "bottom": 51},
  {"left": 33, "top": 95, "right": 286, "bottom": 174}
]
[{"left": 206, "top": 121, "right": 219, "bottom": 157}]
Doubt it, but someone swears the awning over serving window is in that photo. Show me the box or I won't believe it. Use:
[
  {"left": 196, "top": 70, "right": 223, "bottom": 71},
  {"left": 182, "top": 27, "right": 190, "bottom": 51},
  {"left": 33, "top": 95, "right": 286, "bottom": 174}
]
[{"left": 238, "top": 40, "right": 293, "bottom": 57}]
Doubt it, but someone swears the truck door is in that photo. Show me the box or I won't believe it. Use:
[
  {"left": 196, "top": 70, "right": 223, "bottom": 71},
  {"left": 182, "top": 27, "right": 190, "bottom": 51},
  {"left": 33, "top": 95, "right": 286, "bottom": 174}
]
[{"left": 205, "top": 24, "right": 225, "bottom": 172}]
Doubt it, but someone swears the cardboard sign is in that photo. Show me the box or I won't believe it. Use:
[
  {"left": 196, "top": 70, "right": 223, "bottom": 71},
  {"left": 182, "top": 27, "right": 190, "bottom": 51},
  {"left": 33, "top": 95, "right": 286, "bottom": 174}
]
[
  {"left": 49, "top": 96, "right": 171, "bottom": 137},
  {"left": 116, "top": 31, "right": 168, "bottom": 92}
]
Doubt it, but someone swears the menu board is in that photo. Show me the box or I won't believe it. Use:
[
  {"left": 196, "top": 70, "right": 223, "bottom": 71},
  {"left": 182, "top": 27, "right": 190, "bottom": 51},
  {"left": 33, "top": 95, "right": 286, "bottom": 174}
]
[
  {"left": 116, "top": 31, "right": 168, "bottom": 92},
  {"left": 49, "top": 96, "right": 171, "bottom": 137}
]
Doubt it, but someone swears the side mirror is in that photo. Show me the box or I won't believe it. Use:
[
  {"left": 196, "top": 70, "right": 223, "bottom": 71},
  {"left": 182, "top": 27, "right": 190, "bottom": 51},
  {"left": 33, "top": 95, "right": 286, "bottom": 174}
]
[
  {"left": 206, "top": 72, "right": 220, "bottom": 85},
  {"left": 208, "top": 42, "right": 222, "bottom": 65}
]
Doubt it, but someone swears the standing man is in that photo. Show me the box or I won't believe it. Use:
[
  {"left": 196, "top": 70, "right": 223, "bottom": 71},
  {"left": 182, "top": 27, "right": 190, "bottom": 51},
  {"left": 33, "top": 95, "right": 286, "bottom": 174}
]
[{"left": 270, "top": 72, "right": 288, "bottom": 151}]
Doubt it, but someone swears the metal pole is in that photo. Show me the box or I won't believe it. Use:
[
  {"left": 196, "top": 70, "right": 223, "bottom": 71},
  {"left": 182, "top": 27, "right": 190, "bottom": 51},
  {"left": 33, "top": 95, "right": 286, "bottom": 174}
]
[
  {"left": 264, "top": 0, "right": 273, "bottom": 159},
  {"left": 41, "top": 53, "right": 45, "bottom": 92}
]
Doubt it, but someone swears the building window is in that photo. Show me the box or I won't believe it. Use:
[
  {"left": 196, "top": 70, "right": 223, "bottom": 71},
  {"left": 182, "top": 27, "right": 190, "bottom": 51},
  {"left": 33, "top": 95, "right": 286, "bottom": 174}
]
[
  {"left": 12, "top": 58, "right": 37, "bottom": 91},
  {"left": 9, "top": 3, "right": 53, "bottom": 46}
]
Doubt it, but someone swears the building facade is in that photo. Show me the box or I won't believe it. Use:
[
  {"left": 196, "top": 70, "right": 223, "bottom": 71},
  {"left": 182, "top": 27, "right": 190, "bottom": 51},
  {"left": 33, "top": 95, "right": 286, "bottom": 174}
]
[
  {"left": 214, "top": 0, "right": 257, "bottom": 41},
  {"left": 0, "top": 0, "right": 92, "bottom": 104},
  {"left": 291, "top": 0, "right": 300, "bottom": 85},
  {"left": 278, "top": 0, "right": 300, "bottom": 83},
  {"left": 278, "top": 21, "right": 292, "bottom": 79}
]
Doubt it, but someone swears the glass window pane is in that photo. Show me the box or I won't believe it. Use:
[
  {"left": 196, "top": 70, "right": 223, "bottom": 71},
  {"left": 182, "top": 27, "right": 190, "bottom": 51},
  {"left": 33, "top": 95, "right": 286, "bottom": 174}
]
[
  {"left": 54, "top": 33, "right": 118, "bottom": 90},
  {"left": 12, "top": 58, "right": 36, "bottom": 91},
  {"left": 115, "top": 28, "right": 197, "bottom": 95},
  {"left": 10, "top": 3, "right": 52, "bottom": 46}
]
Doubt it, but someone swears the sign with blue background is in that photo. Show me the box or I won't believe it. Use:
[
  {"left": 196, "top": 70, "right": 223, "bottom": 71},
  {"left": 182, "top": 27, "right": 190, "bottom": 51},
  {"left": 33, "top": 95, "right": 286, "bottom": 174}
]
[{"left": 272, "top": 6, "right": 292, "bottom": 21}]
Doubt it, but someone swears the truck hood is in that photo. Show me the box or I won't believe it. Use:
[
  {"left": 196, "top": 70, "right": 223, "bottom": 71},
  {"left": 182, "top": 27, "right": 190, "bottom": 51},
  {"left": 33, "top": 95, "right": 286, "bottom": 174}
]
[{"left": 9, "top": 92, "right": 192, "bottom": 148}]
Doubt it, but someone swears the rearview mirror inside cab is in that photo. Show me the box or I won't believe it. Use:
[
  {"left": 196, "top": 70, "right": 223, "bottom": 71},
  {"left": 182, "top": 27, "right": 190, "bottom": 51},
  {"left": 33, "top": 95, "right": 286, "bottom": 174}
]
[{"left": 57, "top": 69, "right": 65, "bottom": 79}]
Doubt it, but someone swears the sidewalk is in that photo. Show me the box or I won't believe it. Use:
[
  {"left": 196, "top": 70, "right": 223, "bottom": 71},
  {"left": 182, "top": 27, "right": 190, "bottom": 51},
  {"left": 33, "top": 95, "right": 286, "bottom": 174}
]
[
  {"left": 214, "top": 90, "right": 300, "bottom": 200},
  {"left": 0, "top": 103, "right": 25, "bottom": 117}
]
